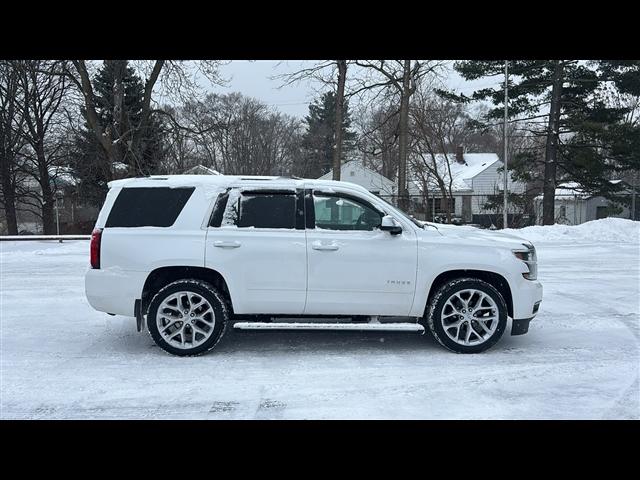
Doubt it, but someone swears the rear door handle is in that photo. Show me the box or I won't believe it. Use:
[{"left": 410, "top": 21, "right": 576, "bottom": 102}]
[
  {"left": 213, "top": 240, "right": 241, "bottom": 248},
  {"left": 312, "top": 241, "right": 339, "bottom": 251}
]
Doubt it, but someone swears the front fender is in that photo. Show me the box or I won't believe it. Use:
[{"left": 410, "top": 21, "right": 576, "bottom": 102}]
[{"left": 410, "top": 242, "right": 527, "bottom": 317}]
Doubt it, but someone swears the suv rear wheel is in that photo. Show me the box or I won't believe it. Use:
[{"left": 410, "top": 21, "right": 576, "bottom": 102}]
[
  {"left": 426, "top": 277, "right": 507, "bottom": 353},
  {"left": 147, "top": 279, "right": 228, "bottom": 356}
]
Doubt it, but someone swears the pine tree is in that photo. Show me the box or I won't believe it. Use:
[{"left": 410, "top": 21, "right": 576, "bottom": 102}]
[
  {"left": 298, "top": 91, "right": 356, "bottom": 178},
  {"left": 445, "top": 60, "right": 640, "bottom": 224},
  {"left": 72, "top": 61, "right": 166, "bottom": 206}
]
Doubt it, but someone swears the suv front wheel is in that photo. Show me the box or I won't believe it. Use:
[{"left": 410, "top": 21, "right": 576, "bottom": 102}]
[
  {"left": 147, "top": 279, "right": 228, "bottom": 356},
  {"left": 426, "top": 277, "right": 508, "bottom": 353}
]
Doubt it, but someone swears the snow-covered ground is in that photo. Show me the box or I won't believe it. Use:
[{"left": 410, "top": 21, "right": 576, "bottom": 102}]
[{"left": 1, "top": 219, "right": 638, "bottom": 419}]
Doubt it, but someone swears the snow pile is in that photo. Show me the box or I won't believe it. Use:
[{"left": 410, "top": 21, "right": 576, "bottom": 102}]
[{"left": 504, "top": 218, "right": 640, "bottom": 244}]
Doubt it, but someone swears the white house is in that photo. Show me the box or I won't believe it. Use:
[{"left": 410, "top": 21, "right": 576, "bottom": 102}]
[
  {"left": 318, "top": 160, "right": 397, "bottom": 196},
  {"left": 407, "top": 148, "right": 525, "bottom": 223},
  {"left": 534, "top": 181, "right": 635, "bottom": 225}
]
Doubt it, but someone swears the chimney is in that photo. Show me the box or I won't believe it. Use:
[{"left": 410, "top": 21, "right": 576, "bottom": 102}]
[{"left": 456, "top": 146, "right": 465, "bottom": 164}]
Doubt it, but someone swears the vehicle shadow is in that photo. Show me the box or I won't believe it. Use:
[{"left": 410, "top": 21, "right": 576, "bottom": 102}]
[
  {"left": 94, "top": 316, "right": 533, "bottom": 357},
  {"left": 212, "top": 327, "right": 442, "bottom": 355}
]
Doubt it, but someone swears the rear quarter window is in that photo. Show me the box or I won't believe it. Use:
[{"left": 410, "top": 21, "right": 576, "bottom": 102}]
[{"left": 105, "top": 187, "right": 195, "bottom": 228}]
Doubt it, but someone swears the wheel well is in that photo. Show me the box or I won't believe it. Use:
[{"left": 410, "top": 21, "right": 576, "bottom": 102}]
[
  {"left": 141, "top": 266, "right": 232, "bottom": 314},
  {"left": 426, "top": 270, "right": 513, "bottom": 318}
]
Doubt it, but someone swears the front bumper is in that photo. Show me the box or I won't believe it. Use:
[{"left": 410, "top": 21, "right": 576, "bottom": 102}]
[{"left": 510, "top": 277, "right": 543, "bottom": 335}]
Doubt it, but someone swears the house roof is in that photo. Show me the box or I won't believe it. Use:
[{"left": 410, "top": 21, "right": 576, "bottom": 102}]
[
  {"left": 409, "top": 153, "right": 500, "bottom": 193},
  {"left": 184, "top": 164, "right": 222, "bottom": 175},
  {"left": 534, "top": 180, "right": 631, "bottom": 201}
]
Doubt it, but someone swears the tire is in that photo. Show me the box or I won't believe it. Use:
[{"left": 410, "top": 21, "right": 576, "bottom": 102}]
[
  {"left": 426, "top": 277, "right": 507, "bottom": 354},
  {"left": 147, "top": 279, "right": 229, "bottom": 356}
]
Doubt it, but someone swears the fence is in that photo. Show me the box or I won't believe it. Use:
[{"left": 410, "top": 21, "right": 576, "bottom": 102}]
[
  {"left": 376, "top": 192, "right": 638, "bottom": 228},
  {"left": 376, "top": 193, "right": 534, "bottom": 228},
  {"left": 0, "top": 235, "right": 90, "bottom": 241}
]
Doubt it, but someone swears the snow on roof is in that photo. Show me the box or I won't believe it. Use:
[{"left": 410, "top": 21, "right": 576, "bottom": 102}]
[
  {"left": 534, "top": 180, "right": 628, "bottom": 201},
  {"left": 112, "top": 162, "right": 129, "bottom": 173},
  {"left": 552, "top": 182, "right": 590, "bottom": 199},
  {"left": 49, "top": 166, "right": 79, "bottom": 188},
  {"left": 409, "top": 153, "right": 500, "bottom": 193}
]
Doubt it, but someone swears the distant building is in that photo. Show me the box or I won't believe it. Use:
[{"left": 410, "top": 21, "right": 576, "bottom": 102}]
[
  {"left": 407, "top": 148, "right": 526, "bottom": 225},
  {"left": 317, "top": 150, "right": 527, "bottom": 226},
  {"left": 184, "top": 165, "right": 222, "bottom": 175},
  {"left": 318, "top": 160, "right": 397, "bottom": 196},
  {"left": 534, "top": 181, "right": 637, "bottom": 225}
]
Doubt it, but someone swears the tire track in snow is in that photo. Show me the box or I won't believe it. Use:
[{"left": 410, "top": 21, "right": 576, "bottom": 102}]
[{"left": 602, "top": 377, "right": 640, "bottom": 420}]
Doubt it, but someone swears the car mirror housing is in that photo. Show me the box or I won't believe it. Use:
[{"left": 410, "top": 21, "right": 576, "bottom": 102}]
[{"left": 380, "top": 215, "right": 403, "bottom": 235}]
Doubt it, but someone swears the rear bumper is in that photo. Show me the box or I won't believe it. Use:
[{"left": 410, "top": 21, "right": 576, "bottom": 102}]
[{"left": 85, "top": 268, "right": 147, "bottom": 317}]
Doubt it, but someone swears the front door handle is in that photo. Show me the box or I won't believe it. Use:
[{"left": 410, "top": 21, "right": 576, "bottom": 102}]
[
  {"left": 312, "top": 241, "right": 339, "bottom": 251},
  {"left": 213, "top": 240, "right": 241, "bottom": 248}
]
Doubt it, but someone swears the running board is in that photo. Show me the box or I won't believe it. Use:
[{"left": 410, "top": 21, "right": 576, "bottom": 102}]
[{"left": 233, "top": 322, "right": 425, "bottom": 332}]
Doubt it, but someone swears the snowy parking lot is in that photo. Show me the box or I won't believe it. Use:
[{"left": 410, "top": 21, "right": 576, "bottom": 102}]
[{"left": 1, "top": 218, "right": 638, "bottom": 419}]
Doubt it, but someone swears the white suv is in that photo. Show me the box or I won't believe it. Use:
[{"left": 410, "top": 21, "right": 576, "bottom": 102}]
[{"left": 85, "top": 175, "right": 542, "bottom": 356}]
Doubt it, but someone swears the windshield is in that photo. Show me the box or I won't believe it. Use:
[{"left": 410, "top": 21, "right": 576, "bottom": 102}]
[{"left": 374, "top": 195, "right": 426, "bottom": 229}]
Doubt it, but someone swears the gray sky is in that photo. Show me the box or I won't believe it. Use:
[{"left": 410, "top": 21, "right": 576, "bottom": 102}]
[
  {"left": 201, "top": 60, "right": 503, "bottom": 119},
  {"left": 213, "top": 61, "right": 318, "bottom": 117}
]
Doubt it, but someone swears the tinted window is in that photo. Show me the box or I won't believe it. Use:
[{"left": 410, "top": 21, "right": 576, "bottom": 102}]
[
  {"left": 232, "top": 192, "right": 296, "bottom": 229},
  {"left": 105, "top": 187, "right": 194, "bottom": 228},
  {"left": 313, "top": 194, "right": 382, "bottom": 231},
  {"left": 209, "top": 191, "right": 230, "bottom": 227}
]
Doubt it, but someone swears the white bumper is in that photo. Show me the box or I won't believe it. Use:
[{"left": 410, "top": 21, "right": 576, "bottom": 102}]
[
  {"left": 511, "top": 274, "right": 543, "bottom": 320},
  {"left": 85, "top": 268, "right": 148, "bottom": 317}
]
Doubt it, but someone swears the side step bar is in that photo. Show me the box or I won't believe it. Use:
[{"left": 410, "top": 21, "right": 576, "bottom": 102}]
[{"left": 233, "top": 322, "right": 425, "bottom": 332}]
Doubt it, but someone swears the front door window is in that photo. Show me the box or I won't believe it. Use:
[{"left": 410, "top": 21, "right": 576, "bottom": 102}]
[{"left": 313, "top": 194, "right": 382, "bottom": 231}]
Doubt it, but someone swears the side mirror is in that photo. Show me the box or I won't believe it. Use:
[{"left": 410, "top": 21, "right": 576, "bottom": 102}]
[{"left": 380, "top": 215, "right": 402, "bottom": 235}]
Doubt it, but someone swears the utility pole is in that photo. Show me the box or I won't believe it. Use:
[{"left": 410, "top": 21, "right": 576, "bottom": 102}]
[
  {"left": 55, "top": 194, "right": 60, "bottom": 235},
  {"left": 503, "top": 60, "right": 509, "bottom": 229}
]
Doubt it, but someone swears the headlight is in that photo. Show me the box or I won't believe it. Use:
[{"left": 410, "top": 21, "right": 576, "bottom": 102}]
[{"left": 513, "top": 244, "right": 537, "bottom": 280}]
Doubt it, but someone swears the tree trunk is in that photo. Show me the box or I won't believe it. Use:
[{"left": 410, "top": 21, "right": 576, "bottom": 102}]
[
  {"left": 0, "top": 63, "right": 20, "bottom": 234},
  {"left": 110, "top": 60, "right": 126, "bottom": 173},
  {"left": 332, "top": 60, "right": 347, "bottom": 181},
  {"left": 35, "top": 141, "right": 55, "bottom": 234},
  {"left": 0, "top": 157, "right": 18, "bottom": 234},
  {"left": 397, "top": 60, "right": 411, "bottom": 211},
  {"left": 542, "top": 61, "right": 564, "bottom": 225}
]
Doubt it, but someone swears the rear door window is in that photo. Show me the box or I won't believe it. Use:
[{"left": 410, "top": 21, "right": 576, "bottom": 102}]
[
  {"left": 105, "top": 187, "right": 195, "bottom": 227},
  {"left": 220, "top": 190, "right": 296, "bottom": 229}
]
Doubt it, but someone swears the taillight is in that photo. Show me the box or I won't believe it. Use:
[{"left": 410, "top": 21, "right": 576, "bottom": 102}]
[{"left": 90, "top": 228, "right": 102, "bottom": 269}]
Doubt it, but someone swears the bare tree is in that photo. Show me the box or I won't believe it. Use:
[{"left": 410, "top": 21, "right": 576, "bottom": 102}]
[
  {"left": 409, "top": 91, "right": 470, "bottom": 222},
  {"left": 333, "top": 60, "right": 347, "bottom": 180},
  {"left": 352, "top": 60, "right": 446, "bottom": 209},
  {"left": 11, "top": 60, "right": 70, "bottom": 234},
  {"left": 275, "top": 60, "right": 352, "bottom": 180},
  {"left": 62, "top": 60, "right": 225, "bottom": 179},
  {"left": 355, "top": 101, "right": 400, "bottom": 182},
  {"left": 160, "top": 93, "right": 303, "bottom": 177},
  {"left": 0, "top": 61, "right": 27, "bottom": 234}
]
